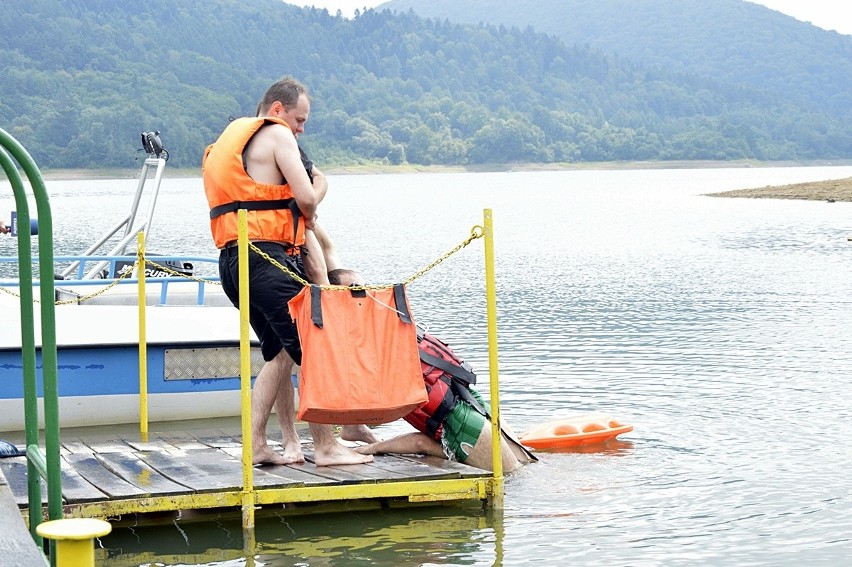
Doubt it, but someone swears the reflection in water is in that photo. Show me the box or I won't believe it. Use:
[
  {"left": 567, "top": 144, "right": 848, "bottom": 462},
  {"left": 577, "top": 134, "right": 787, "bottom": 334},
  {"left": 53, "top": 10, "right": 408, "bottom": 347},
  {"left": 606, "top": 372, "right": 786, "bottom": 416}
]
[
  {"left": 100, "top": 507, "right": 502, "bottom": 567},
  {"left": 532, "top": 439, "right": 636, "bottom": 456}
]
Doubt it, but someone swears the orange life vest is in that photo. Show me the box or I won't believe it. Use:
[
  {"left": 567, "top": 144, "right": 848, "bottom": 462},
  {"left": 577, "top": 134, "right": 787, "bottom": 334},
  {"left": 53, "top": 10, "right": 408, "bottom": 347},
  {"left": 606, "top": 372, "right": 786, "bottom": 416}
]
[
  {"left": 202, "top": 117, "right": 306, "bottom": 249},
  {"left": 404, "top": 329, "right": 477, "bottom": 440}
]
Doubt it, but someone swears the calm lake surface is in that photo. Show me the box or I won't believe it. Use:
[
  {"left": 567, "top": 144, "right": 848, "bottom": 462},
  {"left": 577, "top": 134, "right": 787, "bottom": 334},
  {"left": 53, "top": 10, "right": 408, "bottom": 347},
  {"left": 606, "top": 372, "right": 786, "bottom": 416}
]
[{"left": 5, "top": 166, "right": 852, "bottom": 565}]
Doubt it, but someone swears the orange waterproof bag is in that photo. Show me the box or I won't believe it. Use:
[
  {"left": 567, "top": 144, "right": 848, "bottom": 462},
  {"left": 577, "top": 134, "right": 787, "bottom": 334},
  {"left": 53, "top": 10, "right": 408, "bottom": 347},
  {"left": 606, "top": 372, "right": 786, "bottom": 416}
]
[{"left": 287, "top": 284, "right": 427, "bottom": 424}]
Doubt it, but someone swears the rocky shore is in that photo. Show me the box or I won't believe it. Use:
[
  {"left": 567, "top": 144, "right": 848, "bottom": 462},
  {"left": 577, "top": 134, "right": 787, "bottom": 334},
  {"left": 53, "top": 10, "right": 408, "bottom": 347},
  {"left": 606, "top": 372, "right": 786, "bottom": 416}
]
[{"left": 706, "top": 177, "right": 852, "bottom": 202}]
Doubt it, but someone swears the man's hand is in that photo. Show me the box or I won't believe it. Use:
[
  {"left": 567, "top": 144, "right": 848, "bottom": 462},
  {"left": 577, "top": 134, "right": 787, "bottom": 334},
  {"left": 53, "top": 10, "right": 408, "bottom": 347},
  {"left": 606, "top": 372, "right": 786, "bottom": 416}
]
[{"left": 304, "top": 214, "right": 317, "bottom": 231}]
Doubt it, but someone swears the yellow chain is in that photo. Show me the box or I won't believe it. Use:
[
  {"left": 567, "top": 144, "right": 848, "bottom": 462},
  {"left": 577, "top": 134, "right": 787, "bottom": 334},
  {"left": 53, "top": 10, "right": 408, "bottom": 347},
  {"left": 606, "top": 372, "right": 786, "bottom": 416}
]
[
  {"left": 54, "top": 263, "right": 139, "bottom": 304},
  {"left": 0, "top": 258, "right": 220, "bottom": 305},
  {"left": 0, "top": 261, "right": 140, "bottom": 304},
  {"left": 0, "top": 226, "right": 484, "bottom": 304},
  {"left": 249, "top": 225, "right": 484, "bottom": 290},
  {"left": 401, "top": 225, "right": 484, "bottom": 286}
]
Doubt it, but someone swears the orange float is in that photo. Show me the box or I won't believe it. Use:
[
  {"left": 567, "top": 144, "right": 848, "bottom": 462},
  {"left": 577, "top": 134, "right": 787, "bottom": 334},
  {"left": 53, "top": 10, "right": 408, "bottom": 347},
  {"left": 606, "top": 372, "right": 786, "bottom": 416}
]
[{"left": 519, "top": 413, "right": 633, "bottom": 450}]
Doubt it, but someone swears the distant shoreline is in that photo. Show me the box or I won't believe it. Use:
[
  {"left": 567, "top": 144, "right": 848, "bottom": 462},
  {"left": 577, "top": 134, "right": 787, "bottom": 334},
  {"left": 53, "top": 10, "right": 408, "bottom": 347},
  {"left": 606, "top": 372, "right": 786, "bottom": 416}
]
[
  {"left": 35, "top": 160, "right": 852, "bottom": 202},
  {"left": 704, "top": 176, "right": 852, "bottom": 202}
]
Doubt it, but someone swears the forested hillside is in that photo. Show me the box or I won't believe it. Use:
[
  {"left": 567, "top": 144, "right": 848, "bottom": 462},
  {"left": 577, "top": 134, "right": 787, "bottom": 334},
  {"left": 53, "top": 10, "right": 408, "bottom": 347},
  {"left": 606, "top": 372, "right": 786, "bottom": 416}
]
[
  {"left": 1, "top": 0, "right": 850, "bottom": 170},
  {"left": 381, "top": 0, "right": 852, "bottom": 121}
]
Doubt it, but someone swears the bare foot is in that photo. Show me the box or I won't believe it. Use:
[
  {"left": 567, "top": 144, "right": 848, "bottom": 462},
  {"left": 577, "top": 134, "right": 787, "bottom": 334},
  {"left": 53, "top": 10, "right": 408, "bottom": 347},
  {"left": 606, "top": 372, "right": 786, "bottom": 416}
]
[
  {"left": 340, "top": 425, "right": 380, "bottom": 444},
  {"left": 279, "top": 440, "right": 306, "bottom": 464},
  {"left": 314, "top": 442, "right": 374, "bottom": 466},
  {"left": 252, "top": 445, "right": 290, "bottom": 466},
  {"left": 252, "top": 437, "right": 305, "bottom": 466},
  {"left": 354, "top": 443, "right": 380, "bottom": 455}
]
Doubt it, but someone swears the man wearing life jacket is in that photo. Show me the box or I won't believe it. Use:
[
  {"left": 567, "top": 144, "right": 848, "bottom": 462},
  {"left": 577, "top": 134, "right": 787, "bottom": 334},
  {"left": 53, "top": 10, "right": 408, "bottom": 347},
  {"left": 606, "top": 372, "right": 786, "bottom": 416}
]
[
  {"left": 202, "top": 76, "right": 372, "bottom": 467},
  {"left": 327, "top": 269, "right": 536, "bottom": 472}
]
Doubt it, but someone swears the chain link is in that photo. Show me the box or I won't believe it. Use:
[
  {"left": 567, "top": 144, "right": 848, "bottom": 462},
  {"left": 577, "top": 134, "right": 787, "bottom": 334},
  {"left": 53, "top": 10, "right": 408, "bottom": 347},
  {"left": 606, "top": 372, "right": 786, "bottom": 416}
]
[
  {"left": 1, "top": 225, "right": 484, "bottom": 304},
  {"left": 250, "top": 225, "right": 484, "bottom": 290},
  {"left": 144, "top": 259, "right": 222, "bottom": 286}
]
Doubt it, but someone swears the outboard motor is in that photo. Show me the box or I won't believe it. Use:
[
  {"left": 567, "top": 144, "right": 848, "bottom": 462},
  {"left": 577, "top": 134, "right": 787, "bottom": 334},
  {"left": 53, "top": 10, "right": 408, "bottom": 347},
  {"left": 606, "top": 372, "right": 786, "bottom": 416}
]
[{"left": 111, "top": 255, "right": 195, "bottom": 279}]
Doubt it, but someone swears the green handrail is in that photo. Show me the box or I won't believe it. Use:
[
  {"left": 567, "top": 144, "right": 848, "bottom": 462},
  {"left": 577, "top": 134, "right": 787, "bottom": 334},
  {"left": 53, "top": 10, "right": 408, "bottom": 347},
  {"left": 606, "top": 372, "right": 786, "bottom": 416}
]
[{"left": 0, "top": 129, "right": 63, "bottom": 552}]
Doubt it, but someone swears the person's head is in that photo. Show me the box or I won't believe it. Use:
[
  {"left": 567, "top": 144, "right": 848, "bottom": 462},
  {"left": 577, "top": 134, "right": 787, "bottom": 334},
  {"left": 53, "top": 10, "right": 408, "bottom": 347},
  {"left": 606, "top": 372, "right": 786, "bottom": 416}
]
[
  {"left": 257, "top": 76, "right": 311, "bottom": 137},
  {"left": 328, "top": 268, "right": 364, "bottom": 287}
]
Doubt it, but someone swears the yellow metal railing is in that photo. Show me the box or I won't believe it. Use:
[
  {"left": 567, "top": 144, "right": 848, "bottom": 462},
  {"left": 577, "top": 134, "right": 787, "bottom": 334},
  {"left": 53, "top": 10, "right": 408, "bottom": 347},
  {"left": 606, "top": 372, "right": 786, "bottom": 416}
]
[
  {"left": 126, "top": 208, "right": 505, "bottom": 537},
  {"left": 483, "top": 209, "right": 504, "bottom": 507},
  {"left": 237, "top": 209, "right": 256, "bottom": 529}
]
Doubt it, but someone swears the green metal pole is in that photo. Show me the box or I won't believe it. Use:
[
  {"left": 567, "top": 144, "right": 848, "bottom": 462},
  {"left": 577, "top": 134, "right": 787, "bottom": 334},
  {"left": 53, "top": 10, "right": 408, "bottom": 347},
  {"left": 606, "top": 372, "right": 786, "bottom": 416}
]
[
  {"left": 0, "top": 144, "right": 43, "bottom": 545},
  {"left": 0, "top": 129, "right": 62, "bottom": 524}
]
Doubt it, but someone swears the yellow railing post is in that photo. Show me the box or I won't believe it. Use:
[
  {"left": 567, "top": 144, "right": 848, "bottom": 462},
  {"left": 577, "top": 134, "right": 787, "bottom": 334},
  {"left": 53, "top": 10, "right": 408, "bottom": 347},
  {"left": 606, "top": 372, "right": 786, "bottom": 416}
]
[
  {"left": 483, "top": 208, "right": 504, "bottom": 508},
  {"left": 137, "top": 232, "right": 149, "bottom": 438},
  {"left": 36, "top": 518, "right": 112, "bottom": 567},
  {"left": 237, "top": 209, "right": 255, "bottom": 530}
]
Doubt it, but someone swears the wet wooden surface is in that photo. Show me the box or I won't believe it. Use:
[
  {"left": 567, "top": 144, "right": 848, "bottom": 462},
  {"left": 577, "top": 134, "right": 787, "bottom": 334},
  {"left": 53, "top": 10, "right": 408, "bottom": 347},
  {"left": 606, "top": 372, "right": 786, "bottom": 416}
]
[{"left": 0, "top": 427, "right": 487, "bottom": 511}]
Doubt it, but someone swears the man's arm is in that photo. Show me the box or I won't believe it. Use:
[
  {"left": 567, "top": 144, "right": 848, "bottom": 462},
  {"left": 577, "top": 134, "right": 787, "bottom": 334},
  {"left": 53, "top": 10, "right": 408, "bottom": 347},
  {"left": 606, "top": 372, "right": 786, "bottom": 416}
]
[
  {"left": 311, "top": 165, "right": 328, "bottom": 205},
  {"left": 270, "top": 127, "right": 318, "bottom": 228},
  {"left": 311, "top": 222, "right": 342, "bottom": 271}
]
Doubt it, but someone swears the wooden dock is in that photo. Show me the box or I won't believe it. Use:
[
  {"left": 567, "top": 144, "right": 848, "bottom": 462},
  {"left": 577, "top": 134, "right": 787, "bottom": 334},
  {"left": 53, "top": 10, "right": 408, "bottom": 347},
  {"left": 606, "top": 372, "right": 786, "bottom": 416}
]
[{"left": 0, "top": 425, "right": 493, "bottom": 526}]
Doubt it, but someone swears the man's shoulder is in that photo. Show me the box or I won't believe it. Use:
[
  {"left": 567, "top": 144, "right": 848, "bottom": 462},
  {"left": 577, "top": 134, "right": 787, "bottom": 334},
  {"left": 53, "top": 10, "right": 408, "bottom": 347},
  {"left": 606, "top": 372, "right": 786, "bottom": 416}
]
[{"left": 252, "top": 118, "right": 295, "bottom": 143}]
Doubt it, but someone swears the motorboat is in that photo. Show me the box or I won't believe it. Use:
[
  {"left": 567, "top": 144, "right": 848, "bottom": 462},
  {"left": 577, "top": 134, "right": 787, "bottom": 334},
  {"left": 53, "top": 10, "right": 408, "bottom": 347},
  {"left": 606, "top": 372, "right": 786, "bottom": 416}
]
[{"left": 0, "top": 133, "right": 262, "bottom": 432}]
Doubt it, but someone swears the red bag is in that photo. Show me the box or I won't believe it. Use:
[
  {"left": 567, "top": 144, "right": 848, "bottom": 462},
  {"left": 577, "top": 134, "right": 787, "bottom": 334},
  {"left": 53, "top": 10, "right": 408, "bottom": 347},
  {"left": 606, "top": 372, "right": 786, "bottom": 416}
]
[{"left": 287, "top": 284, "right": 427, "bottom": 424}]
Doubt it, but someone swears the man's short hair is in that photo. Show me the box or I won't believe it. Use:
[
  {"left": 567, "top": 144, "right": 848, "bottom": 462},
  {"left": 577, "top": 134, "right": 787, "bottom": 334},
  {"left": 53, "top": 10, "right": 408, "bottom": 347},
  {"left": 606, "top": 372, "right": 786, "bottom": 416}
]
[
  {"left": 328, "top": 268, "right": 361, "bottom": 286},
  {"left": 258, "top": 76, "right": 309, "bottom": 115}
]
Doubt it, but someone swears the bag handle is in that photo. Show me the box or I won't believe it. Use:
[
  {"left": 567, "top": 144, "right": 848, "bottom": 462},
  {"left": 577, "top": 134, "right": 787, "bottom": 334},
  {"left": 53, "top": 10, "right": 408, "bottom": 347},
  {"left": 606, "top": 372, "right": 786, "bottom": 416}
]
[{"left": 310, "top": 283, "right": 413, "bottom": 328}]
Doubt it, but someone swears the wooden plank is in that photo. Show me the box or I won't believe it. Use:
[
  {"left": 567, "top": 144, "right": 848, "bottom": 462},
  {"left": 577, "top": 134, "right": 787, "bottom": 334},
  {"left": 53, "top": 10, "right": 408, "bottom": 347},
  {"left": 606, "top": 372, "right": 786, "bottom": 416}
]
[
  {"left": 76, "top": 435, "right": 134, "bottom": 454},
  {"left": 301, "top": 450, "right": 409, "bottom": 482},
  {"left": 219, "top": 447, "right": 325, "bottom": 486},
  {"left": 190, "top": 429, "right": 242, "bottom": 449},
  {"left": 152, "top": 431, "right": 209, "bottom": 452},
  {"left": 123, "top": 437, "right": 169, "bottom": 453},
  {"left": 0, "top": 480, "right": 46, "bottom": 567},
  {"left": 0, "top": 455, "right": 110, "bottom": 507},
  {"left": 136, "top": 449, "right": 235, "bottom": 491},
  {"left": 93, "top": 452, "right": 192, "bottom": 496},
  {"left": 365, "top": 454, "right": 462, "bottom": 481},
  {"left": 396, "top": 454, "right": 488, "bottom": 478},
  {"left": 62, "top": 453, "right": 147, "bottom": 499},
  {"left": 288, "top": 458, "right": 372, "bottom": 484},
  {"left": 0, "top": 458, "right": 44, "bottom": 506},
  {"left": 62, "top": 437, "right": 94, "bottom": 454},
  {"left": 58, "top": 455, "right": 108, "bottom": 503},
  {"left": 140, "top": 448, "right": 293, "bottom": 489}
]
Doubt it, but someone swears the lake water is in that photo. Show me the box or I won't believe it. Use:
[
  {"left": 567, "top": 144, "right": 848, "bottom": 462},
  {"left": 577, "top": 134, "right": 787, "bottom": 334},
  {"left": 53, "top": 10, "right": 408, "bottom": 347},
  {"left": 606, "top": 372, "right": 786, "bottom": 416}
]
[{"left": 4, "top": 166, "right": 852, "bottom": 565}]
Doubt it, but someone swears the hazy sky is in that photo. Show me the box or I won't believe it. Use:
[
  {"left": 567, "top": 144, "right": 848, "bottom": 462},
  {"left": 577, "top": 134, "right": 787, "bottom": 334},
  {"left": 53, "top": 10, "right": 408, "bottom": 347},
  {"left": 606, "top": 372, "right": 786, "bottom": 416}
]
[{"left": 289, "top": 0, "right": 852, "bottom": 35}]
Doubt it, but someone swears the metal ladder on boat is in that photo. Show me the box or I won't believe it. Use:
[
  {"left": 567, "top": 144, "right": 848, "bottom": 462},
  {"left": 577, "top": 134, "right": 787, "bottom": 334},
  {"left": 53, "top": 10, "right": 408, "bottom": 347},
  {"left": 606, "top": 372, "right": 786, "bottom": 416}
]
[{"left": 59, "top": 133, "right": 168, "bottom": 280}]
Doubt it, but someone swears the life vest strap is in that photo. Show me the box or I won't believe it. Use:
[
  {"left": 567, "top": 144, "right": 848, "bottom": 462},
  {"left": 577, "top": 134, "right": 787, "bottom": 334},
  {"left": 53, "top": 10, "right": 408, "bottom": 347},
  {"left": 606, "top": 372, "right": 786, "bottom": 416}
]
[
  {"left": 418, "top": 349, "right": 477, "bottom": 385},
  {"left": 209, "top": 198, "right": 295, "bottom": 219},
  {"left": 211, "top": 199, "right": 302, "bottom": 252},
  {"left": 425, "top": 376, "right": 457, "bottom": 437}
]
